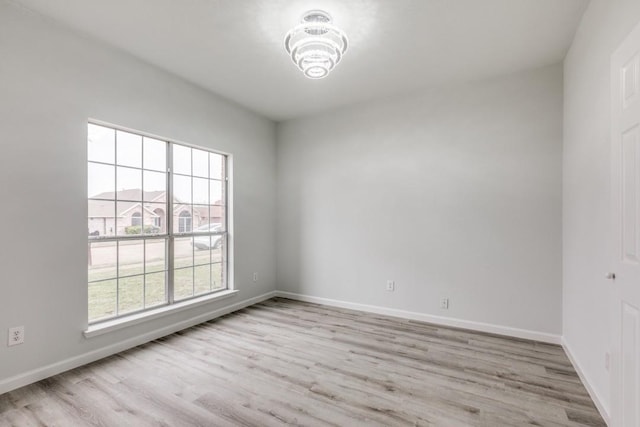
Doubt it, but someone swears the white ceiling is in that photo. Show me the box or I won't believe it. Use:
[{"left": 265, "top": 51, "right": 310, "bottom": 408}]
[{"left": 14, "top": 0, "right": 589, "bottom": 121}]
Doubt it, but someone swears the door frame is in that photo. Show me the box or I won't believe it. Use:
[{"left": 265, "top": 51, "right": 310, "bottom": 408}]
[{"left": 610, "top": 17, "right": 640, "bottom": 427}]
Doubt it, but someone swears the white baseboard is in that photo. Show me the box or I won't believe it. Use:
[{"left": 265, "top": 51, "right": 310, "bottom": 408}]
[
  {"left": 275, "top": 291, "right": 562, "bottom": 345},
  {"left": 562, "top": 338, "right": 611, "bottom": 426},
  {"left": 0, "top": 290, "right": 277, "bottom": 395}
]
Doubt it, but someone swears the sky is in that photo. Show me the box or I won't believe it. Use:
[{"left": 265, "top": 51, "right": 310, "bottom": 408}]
[{"left": 87, "top": 123, "right": 224, "bottom": 204}]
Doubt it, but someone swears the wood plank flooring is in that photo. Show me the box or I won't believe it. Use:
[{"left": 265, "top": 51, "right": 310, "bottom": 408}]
[{"left": 0, "top": 298, "right": 605, "bottom": 426}]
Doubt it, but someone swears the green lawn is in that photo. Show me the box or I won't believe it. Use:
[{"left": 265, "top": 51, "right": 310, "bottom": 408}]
[{"left": 88, "top": 261, "right": 224, "bottom": 322}]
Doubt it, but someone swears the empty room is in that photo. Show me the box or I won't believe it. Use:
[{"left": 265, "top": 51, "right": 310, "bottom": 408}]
[{"left": 1, "top": 0, "right": 639, "bottom": 425}]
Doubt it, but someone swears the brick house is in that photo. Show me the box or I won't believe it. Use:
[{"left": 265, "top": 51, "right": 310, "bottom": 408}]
[{"left": 88, "top": 189, "right": 223, "bottom": 236}]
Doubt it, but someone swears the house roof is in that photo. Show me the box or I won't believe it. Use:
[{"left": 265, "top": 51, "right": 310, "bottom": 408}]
[
  {"left": 91, "top": 189, "right": 164, "bottom": 201},
  {"left": 120, "top": 204, "right": 160, "bottom": 218},
  {"left": 88, "top": 199, "right": 117, "bottom": 218},
  {"left": 194, "top": 205, "right": 224, "bottom": 218},
  {"left": 89, "top": 189, "right": 223, "bottom": 218}
]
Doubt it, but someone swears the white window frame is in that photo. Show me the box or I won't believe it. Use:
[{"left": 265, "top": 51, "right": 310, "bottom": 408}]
[{"left": 86, "top": 121, "right": 232, "bottom": 329}]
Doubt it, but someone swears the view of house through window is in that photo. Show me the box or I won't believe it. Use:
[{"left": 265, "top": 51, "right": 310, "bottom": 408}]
[{"left": 87, "top": 123, "right": 228, "bottom": 323}]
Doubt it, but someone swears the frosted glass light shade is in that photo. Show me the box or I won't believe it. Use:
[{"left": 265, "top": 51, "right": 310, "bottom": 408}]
[{"left": 284, "top": 10, "right": 348, "bottom": 79}]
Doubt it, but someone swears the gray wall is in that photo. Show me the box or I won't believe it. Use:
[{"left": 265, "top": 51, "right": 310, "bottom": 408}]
[
  {"left": 563, "top": 0, "right": 640, "bottom": 416},
  {"left": 277, "top": 64, "right": 563, "bottom": 335},
  {"left": 0, "top": 2, "right": 277, "bottom": 384}
]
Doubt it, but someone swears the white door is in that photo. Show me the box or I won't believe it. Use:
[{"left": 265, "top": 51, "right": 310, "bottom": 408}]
[{"left": 611, "top": 19, "right": 640, "bottom": 427}]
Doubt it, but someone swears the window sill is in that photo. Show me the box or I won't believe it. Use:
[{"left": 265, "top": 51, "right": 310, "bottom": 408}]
[{"left": 84, "top": 289, "right": 239, "bottom": 339}]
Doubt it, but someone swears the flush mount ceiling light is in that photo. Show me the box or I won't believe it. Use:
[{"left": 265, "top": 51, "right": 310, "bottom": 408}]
[{"left": 284, "top": 10, "right": 348, "bottom": 79}]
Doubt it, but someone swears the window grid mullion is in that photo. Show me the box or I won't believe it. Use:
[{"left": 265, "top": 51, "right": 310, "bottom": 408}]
[
  {"left": 191, "top": 148, "right": 195, "bottom": 297},
  {"left": 114, "top": 131, "right": 120, "bottom": 317},
  {"left": 167, "top": 141, "right": 175, "bottom": 305},
  {"left": 208, "top": 153, "right": 212, "bottom": 292},
  {"left": 141, "top": 137, "right": 146, "bottom": 309},
  {"left": 223, "top": 156, "right": 228, "bottom": 291}
]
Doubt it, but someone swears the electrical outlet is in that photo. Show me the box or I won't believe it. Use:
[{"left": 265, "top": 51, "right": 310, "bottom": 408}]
[
  {"left": 440, "top": 298, "right": 449, "bottom": 309},
  {"left": 8, "top": 326, "right": 24, "bottom": 347},
  {"left": 252, "top": 272, "right": 258, "bottom": 282},
  {"left": 605, "top": 352, "right": 610, "bottom": 371},
  {"left": 386, "top": 280, "right": 395, "bottom": 291}
]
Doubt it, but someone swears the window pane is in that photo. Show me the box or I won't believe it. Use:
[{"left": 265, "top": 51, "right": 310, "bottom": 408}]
[
  {"left": 119, "top": 240, "right": 144, "bottom": 277},
  {"left": 194, "top": 264, "right": 211, "bottom": 295},
  {"left": 210, "top": 153, "right": 224, "bottom": 180},
  {"left": 143, "top": 137, "right": 166, "bottom": 171},
  {"left": 145, "top": 203, "right": 166, "bottom": 235},
  {"left": 211, "top": 236, "right": 224, "bottom": 263},
  {"left": 117, "top": 130, "right": 142, "bottom": 168},
  {"left": 88, "top": 200, "right": 116, "bottom": 237},
  {"left": 209, "top": 180, "right": 223, "bottom": 205},
  {"left": 194, "top": 233, "right": 223, "bottom": 257},
  {"left": 193, "top": 148, "right": 209, "bottom": 178},
  {"left": 117, "top": 167, "right": 142, "bottom": 199},
  {"left": 88, "top": 163, "right": 115, "bottom": 198},
  {"left": 174, "top": 237, "right": 193, "bottom": 268},
  {"left": 145, "top": 239, "right": 166, "bottom": 273},
  {"left": 173, "top": 175, "right": 191, "bottom": 204},
  {"left": 173, "top": 144, "right": 191, "bottom": 175},
  {"left": 88, "top": 240, "right": 117, "bottom": 282},
  {"left": 174, "top": 267, "right": 194, "bottom": 301},
  {"left": 212, "top": 263, "right": 224, "bottom": 290},
  {"left": 192, "top": 205, "right": 210, "bottom": 230},
  {"left": 89, "top": 279, "right": 117, "bottom": 322},
  {"left": 209, "top": 205, "right": 225, "bottom": 230},
  {"left": 118, "top": 275, "right": 144, "bottom": 314},
  {"left": 145, "top": 272, "right": 166, "bottom": 308},
  {"left": 193, "top": 237, "right": 211, "bottom": 266},
  {"left": 88, "top": 124, "right": 115, "bottom": 164},
  {"left": 143, "top": 170, "right": 166, "bottom": 201},
  {"left": 193, "top": 177, "right": 208, "bottom": 205}
]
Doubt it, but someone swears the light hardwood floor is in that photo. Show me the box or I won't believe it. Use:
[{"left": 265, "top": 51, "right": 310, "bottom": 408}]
[{"left": 0, "top": 298, "right": 605, "bottom": 426}]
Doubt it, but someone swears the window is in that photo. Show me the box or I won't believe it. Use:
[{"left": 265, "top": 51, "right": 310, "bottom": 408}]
[
  {"left": 131, "top": 212, "right": 142, "bottom": 227},
  {"left": 87, "top": 123, "right": 228, "bottom": 323},
  {"left": 153, "top": 208, "right": 164, "bottom": 230},
  {"left": 178, "top": 211, "right": 192, "bottom": 233}
]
